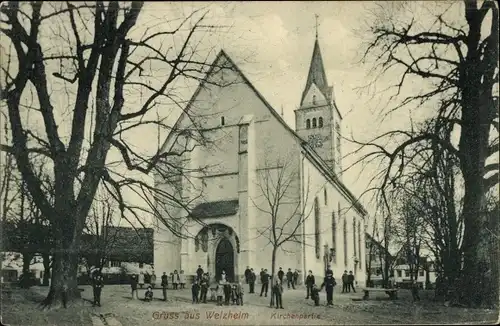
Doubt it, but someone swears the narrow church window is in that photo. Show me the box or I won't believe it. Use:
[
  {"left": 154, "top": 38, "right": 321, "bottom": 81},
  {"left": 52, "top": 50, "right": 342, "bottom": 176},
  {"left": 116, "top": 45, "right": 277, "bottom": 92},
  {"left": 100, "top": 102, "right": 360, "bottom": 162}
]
[
  {"left": 332, "top": 212, "right": 337, "bottom": 264},
  {"left": 324, "top": 188, "right": 327, "bottom": 204},
  {"left": 353, "top": 220, "right": 357, "bottom": 269},
  {"left": 312, "top": 118, "right": 317, "bottom": 128},
  {"left": 318, "top": 117, "right": 323, "bottom": 128},
  {"left": 306, "top": 119, "right": 311, "bottom": 129},
  {"left": 314, "top": 197, "right": 320, "bottom": 259},
  {"left": 343, "top": 217, "right": 347, "bottom": 267},
  {"left": 221, "top": 116, "right": 225, "bottom": 126},
  {"left": 312, "top": 94, "right": 317, "bottom": 105},
  {"left": 358, "top": 221, "right": 362, "bottom": 271}
]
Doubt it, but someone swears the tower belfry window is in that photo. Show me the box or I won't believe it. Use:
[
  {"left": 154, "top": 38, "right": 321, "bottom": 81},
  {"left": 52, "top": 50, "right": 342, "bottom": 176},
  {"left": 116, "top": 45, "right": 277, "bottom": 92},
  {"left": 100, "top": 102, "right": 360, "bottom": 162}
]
[
  {"left": 312, "top": 118, "right": 317, "bottom": 128},
  {"left": 221, "top": 116, "right": 225, "bottom": 126},
  {"left": 306, "top": 119, "right": 311, "bottom": 129},
  {"left": 318, "top": 117, "right": 323, "bottom": 128}
]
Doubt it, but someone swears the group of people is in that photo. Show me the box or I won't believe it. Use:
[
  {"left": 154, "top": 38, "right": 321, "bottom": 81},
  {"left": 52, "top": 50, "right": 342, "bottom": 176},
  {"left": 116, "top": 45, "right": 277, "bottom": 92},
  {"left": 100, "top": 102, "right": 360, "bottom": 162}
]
[{"left": 90, "top": 263, "right": 357, "bottom": 308}]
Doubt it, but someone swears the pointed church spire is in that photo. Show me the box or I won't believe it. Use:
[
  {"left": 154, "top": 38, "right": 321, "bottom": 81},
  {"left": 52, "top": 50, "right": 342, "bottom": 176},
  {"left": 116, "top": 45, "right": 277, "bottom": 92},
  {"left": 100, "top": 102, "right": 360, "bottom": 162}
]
[{"left": 300, "top": 30, "right": 331, "bottom": 106}]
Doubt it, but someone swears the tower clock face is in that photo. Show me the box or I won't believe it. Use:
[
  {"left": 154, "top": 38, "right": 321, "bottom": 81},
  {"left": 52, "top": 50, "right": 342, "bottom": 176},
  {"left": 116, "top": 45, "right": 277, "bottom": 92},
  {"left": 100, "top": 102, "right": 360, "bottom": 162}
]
[{"left": 308, "top": 134, "right": 323, "bottom": 148}]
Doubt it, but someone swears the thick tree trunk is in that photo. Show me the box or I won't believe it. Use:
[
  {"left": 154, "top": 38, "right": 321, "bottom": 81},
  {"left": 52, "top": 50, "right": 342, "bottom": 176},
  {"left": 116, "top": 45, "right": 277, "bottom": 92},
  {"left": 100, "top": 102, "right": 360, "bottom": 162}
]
[
  {"left": 459, "top": 174, "right": 491, "bottom": 307},
  {"left": 41, "top": 248, "right": 81, "bottom": 308},
  {"left": 19, "top": 252, "right": 33, "bottom": 288},
  {"left": 42, "top": 253, "right": 51, "bottom": 286}
]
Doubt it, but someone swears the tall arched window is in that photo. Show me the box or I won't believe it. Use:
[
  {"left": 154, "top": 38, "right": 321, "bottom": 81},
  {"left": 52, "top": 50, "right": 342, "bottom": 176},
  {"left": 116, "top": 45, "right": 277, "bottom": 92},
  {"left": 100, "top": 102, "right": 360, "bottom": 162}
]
[
  {"left": 315, "top": 197, "right": 320, "bottom": 259},
  {"left": 353, "top": 220, "right": 357, "bottom": 270},
  {"left": 358, "top": 221, "right": 362, "bottom": 271},
  {"left": 318, "top": 117, "right": 323, "bottom": 128},
  {"left": 332, "top": 212, "right": 337, "bottom": 263},
  {"left": 306, "top": 119, "right": 311, "bottom": 129},
  {"left": 324, "top": 188, "right": 327, "bottom": 204},
  {"left": 312, "top": 118, "right": 317, "bottom": 128},
  {"left": 312, "top": 94, "right": 317, "bottom": 105},
  {"left": 221, "top": 116, "right": 225, "bottom": 126},
  {"left": 343, "top": 217, "right": 348, "bottom": 267}
]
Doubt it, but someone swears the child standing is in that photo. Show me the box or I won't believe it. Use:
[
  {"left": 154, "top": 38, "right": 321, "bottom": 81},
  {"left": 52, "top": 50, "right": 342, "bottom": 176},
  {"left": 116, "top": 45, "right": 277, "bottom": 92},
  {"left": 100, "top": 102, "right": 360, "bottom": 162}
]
[
  {"left": 216, "top": 282, "right": 224, "bottom": 306},
  {"left": 172, "top": 270, "right": 179, "bottom": 290},
  {"left": 179, "top": 270, "right": 186, "bottom": 289},
  {"left": 310, "top": 284, "right": 320, "bottom": 306}
]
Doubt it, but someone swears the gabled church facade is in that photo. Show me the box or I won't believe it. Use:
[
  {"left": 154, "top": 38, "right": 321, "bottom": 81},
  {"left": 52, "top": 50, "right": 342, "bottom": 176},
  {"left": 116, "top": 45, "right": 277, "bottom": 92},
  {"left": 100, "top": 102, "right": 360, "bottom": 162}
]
[{"left": 153, "top": 36, "right": 368, "bottom": 285}]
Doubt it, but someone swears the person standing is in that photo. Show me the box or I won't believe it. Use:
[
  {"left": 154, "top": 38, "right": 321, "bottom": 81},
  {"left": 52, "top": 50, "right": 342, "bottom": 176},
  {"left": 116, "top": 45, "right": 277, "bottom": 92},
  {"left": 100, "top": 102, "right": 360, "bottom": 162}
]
[
  {"left": 248, "top": 268, "right": 256, "bottom": 294},
  {"left": 293, "top": 269, "right": 299, "bottom": 287},
  {"left": 305, "top": 270, "right": 315, "bottom": 299},
  {"left": 130, "top": 274, "right": 139, "bottom": 299},
  {"left": 200, "top": 273, "right": 209, "bottom": 303},
  {"left": 320, "top": 270, "right": 337, "bottom": 306},
  {"left": 161, "top": 272, "right": 168, "bottom": 301},
  {"left": 259, "top": 268, "right": 265, "bottom": 285},
  {"left": 172, "top": 270, "right": 179, "bottom": 289},
  {"left": 138, "top": 272, "right": 145, "bottom": 289},
  {"left": 196, "top": 265, "right": 204, "bottom": 281},
  {"left": 348, "top": 271, "right": 356, "bottom": 293},
  {"left": 260, "top": 269, "right": 269, "bottom": 297},
  {"left": 191, "top": 280, "right": 200, "bottom": 304},
  {"left": 150, "top": 271, "right": 157, "bottom": 289},
  {"left": 244, "top": 266, "right": 251, "bottom": 284},
  {"left": 92, "top": 271, "right": 104, "bottom": 307},
  {"left": 272, "top": 275, "right": 284, "bottom": 309},
  {"left": 278, "top": 267, "right": 285, "bottom": 284},
  {"left": 179, "top": 270, "right": 186, "bottom": 289},
  {"left": 341, "top": 271, "right": 348, "bottom": 293},
  {"left": 286, "top": 268, "right": 295, "bottom": 289}
]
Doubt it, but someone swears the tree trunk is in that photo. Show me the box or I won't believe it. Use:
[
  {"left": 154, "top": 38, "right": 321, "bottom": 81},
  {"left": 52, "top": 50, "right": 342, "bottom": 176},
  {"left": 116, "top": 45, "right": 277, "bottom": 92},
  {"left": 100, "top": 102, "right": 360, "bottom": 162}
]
[
  {"left": 19, "top": 252, "right": 33, "bottom": 288},
  {"left": 459, "top": 174, "right": 491, "bottom": 307},
  {"left": 42, "top": 248, "right": 80, "bottom": 308},
  {"left": 269, "top": 246, "right": 277, "bottom": 307},
  {"left": 42, "top": 253, "right": 51, "bottom": 286}
]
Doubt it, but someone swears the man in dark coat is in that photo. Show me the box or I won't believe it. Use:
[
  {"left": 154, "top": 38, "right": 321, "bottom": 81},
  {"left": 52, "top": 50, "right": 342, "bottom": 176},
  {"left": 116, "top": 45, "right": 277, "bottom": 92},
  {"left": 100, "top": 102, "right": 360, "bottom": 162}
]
[
  {"left": 130, "top": 274, "right": 139, "bottom": 299},
  {"left": 196, "top": 265, "right": 204, "bottom": 281},
  {"left": 192, "top": 280, "right": 200, "bottom": 304},
  {"left": 92, "top": 271, "right": 104, "bottom": 307},
  {"left": 248, "top": 268, "right": 256, "bottom": 293},
  {"left": 320, "top": 270, "right": 337, "bottom": 306},
  {"left": 272, "top": 275, "right": 284, "bottom": 309},
  {"left": 260, "top": 269, "right": 269, "bottom": 297},
  {"left": 244, "top": 266, "right": 251, "bottom": 284},
  {"left": 161, "top": 272, "right": 168, "bottom": 301},
  {"left": 341, "top": 270, "right": 348, "bottom": 293},
  {"left": 286, "top": 268, "right": 295, "bottom": 289},
  {"left": 200, "top": 273, "right": 209, "bottom": 303},
  {"left": 259, "top": 268, "right": 265, "bottom": 284},
  {"left": 278, "top": 267, "right": 285, "bottom": 284},
  {"left": 305, "top": 270, "right": 315, "bottom": 299},
  {"left": 293, "top": 269, "right": 299, "bottom": 287},
  {"left": 348, "top": 271, "right": 356, "bottom": 293}
]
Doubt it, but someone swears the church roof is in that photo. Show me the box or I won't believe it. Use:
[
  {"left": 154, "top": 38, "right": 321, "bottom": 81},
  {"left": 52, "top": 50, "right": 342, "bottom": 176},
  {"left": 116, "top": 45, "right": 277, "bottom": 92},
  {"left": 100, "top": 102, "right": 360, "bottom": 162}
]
[
  {"left": 301, "top": 39, "right": 331, "bottom": 105},
  {"left": 161, "top": 50, "right": 366, "bottom": 217},
  {"left": 190, "top": 199, "right": 239, "bottom": 219}
]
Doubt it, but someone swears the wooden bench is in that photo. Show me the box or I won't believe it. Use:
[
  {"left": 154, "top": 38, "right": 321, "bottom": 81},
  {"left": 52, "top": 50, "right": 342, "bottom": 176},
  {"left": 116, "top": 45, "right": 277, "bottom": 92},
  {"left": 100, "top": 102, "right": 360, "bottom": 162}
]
[{"left": 362, "top": 287, "right": 398, "bottom": 300}]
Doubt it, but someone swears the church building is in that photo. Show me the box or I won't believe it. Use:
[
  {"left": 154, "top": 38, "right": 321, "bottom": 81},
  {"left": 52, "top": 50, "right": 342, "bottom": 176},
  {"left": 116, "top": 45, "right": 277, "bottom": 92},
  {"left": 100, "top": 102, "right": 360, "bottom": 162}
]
[{"left": 153, "top": 33, "right": 368, "bottom": 285}]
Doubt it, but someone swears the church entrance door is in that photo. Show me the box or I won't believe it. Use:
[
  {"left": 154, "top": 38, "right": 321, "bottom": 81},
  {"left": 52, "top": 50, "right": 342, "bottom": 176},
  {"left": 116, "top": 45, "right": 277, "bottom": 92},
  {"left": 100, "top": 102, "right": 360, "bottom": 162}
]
[{"left": 215, "top": 238, "right": 235, "bottom": 282}]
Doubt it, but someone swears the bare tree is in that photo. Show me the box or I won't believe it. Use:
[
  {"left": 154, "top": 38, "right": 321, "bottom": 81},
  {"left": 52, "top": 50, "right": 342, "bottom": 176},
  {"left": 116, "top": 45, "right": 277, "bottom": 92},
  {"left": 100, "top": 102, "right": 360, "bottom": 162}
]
[
  {"left": 251, "top": 155, "right": 314, "bottom": 307},
  {"left": 81, "top": 186, "right": 120, "bottom": 274},
  {"left": 352, "top": 0, "right": 499, "bottom": 307},
  {"left": 0, "top": 1, "right": 233, "bottom": 307}
]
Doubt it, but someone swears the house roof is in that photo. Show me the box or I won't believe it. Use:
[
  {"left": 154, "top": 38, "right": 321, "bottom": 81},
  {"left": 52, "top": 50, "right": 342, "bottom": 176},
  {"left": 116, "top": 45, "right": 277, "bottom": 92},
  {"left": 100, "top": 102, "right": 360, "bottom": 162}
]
[
  {"left": 365, "top": 232, "right": 392, "bottom": 258},
  {"left": 159, "top": 49, "right": 367, "bottom": 218},
  {"left": 190, "top": 200, "right": 239, "bottom": 219},
  {"left": 80, "top": 226, "right": 154, "bottom": 264},
  {"left": 301, "top": 39, "right": 331, "bottom": 105}
]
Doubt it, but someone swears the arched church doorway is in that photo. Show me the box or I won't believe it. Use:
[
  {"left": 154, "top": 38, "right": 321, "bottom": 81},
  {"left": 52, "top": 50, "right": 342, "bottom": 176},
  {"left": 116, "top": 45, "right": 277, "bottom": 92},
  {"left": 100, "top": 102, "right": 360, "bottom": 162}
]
[{"left": 215, "top": 238, "right": 235, "bottom": 282}]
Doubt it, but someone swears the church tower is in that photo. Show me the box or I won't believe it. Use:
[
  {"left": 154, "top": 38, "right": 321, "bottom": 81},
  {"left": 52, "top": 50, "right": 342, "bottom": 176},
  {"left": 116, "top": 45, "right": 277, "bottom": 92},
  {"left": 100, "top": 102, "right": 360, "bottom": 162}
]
[{"left": 294, "top": 26, "right": 343, "bottom": 176}]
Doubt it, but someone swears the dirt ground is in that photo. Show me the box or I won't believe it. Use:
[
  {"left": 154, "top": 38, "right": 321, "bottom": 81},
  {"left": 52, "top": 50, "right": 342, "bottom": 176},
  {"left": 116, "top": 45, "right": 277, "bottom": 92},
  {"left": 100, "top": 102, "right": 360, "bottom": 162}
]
[{"left": 1, "top": 285, "right": 499, "bottom": 325}]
